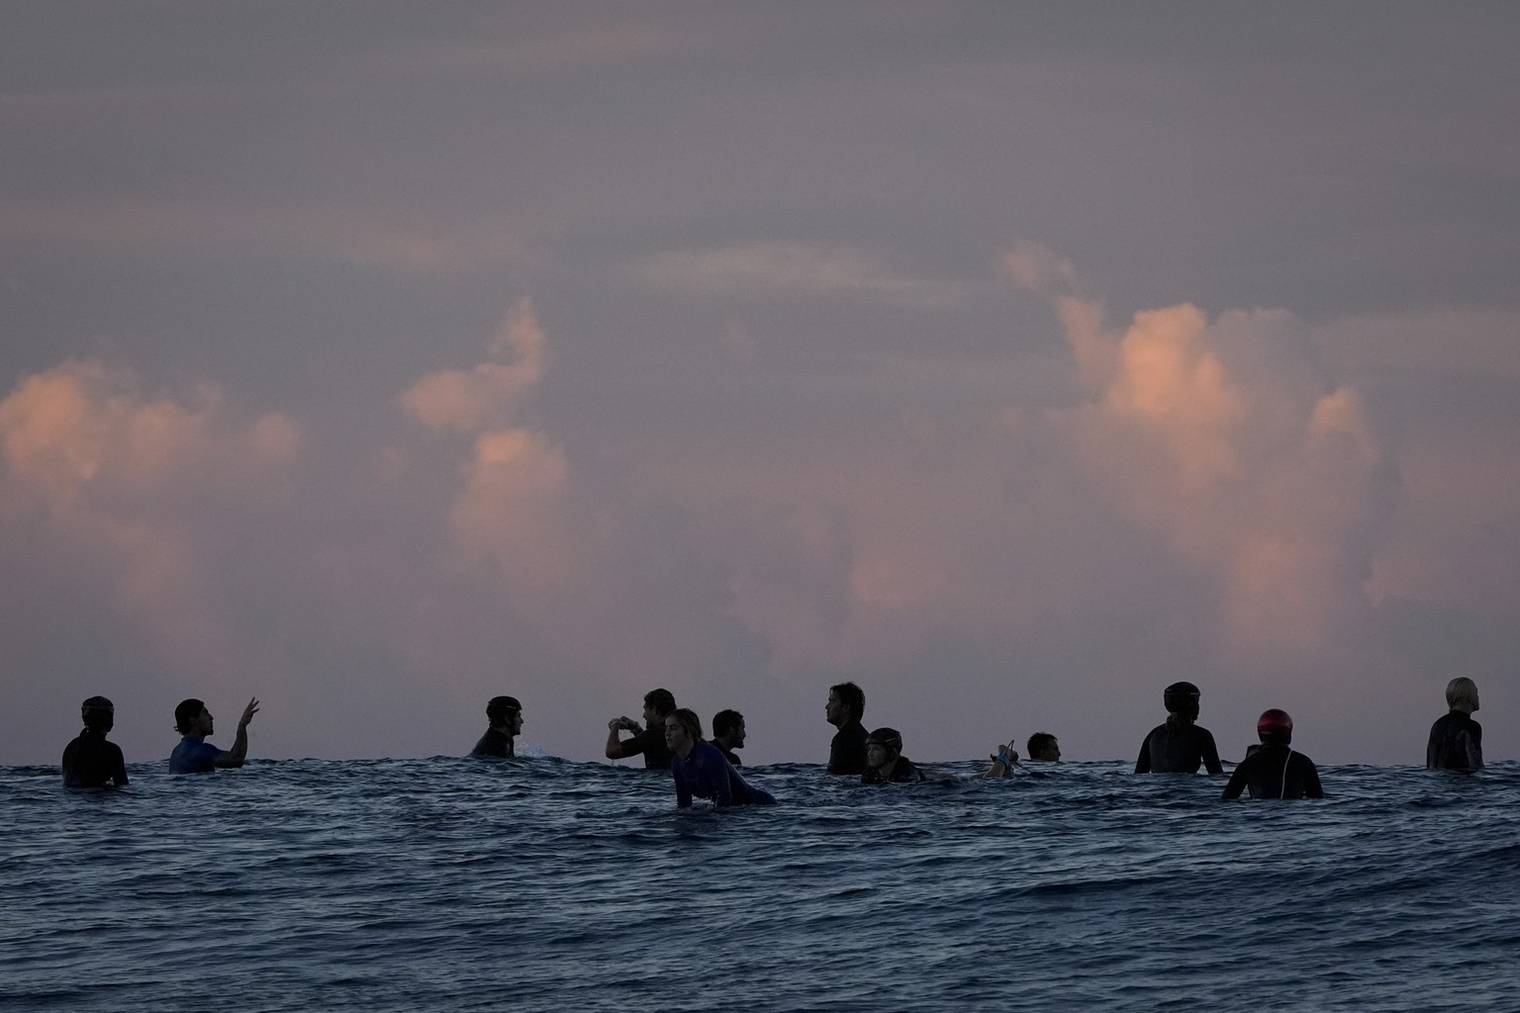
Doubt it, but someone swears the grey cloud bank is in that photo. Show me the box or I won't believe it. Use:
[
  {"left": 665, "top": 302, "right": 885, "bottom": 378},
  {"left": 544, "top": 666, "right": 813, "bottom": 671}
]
[{"left": 2, "top": 4, "right": 1518, "bottom": 766}]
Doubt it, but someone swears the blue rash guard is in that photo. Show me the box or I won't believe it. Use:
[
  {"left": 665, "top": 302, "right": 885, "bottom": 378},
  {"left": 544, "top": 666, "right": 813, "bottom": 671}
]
[
  {"left": 169, "top": 736, "right": 225, "bottom": 773},
  {"left": 671, "top": 742, "right": 775, "bottom": 808}
]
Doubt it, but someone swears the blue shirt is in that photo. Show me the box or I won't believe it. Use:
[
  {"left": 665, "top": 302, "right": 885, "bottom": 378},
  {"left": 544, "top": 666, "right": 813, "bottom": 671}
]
[
  {"left": 169, "top": 736, "right": 224, "bottom": 773},
  {"left": 671, "top": 742, "right": 775, "bottom": 808}
]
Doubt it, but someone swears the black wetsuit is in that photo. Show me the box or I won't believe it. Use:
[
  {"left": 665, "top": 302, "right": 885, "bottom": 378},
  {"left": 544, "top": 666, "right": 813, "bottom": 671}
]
[
  {"left": 713, "top": 743, "right": 742, "bottom": 767},
  {"left": 1426, "top": 712, "right": 1483, "bottom": 771},
  {"left": 624, "top": 725, "right": 673, "bottom": 770},
  {"left": 862, "top": 756, "right": 923, "bottom": 784},
  {"left": 1136, "top": 721, "right": 1223, "bottom": 774},
  {"left": 62, "top": 732, "right": 128, "bottom": 788},
  {"left": 828, "top": 720, "right": 868, "bottom": 775},
  {"left": 1222, "top": 745, "right": 1323, "bottom": 799},
  {"left": 470, "top": 727, "right": 515, "bottom": 758}
]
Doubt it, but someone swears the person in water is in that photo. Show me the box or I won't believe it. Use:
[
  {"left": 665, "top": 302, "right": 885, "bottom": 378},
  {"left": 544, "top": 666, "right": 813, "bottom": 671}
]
[
  {"left": 826, "top": 681, "right": 868, "bottom": 775},
  {"left": 1136, "top": 681, "right": 1223, "bottom": 775},
  {"left": 862, "top": 727, "right": 924, "bottom": 784},
  {"left": 471, "top": 695, "right": 523, "bottom": 758},
  {"left": 1222, "top": 709, "right": 1323, "bottom": 800},
  {"left": 982, "top": 738, "right": 1019, "bottom": 778},
  {"left": 1427, "top": 677, "right": 1483, "bottom": 771},
  {"left": 1026, "top": 732, "right": 1061, "bottom": 762},
  {"left": 169, "top": 697, "right": 260, "bottom": 773},
  {"left": 62, "top": 696, "right": 128, "bottom": 788},
  {"left": 665, "top": 708, "right": 775, "bottom": 807},
  {"left": 711, "top": 709, "right": 746, "bottom": 767},
  {"left": 605, "top": 688, "right": 677, "bottom": 769}
]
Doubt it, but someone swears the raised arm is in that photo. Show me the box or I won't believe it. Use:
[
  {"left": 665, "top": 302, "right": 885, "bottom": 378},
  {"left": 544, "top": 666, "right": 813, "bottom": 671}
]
[
  {"left": 605, "top": 717, "right": 644, "bottom": 760},
  {"left": 1221, "top": 759, "right": 1249, "bottom": 800},
  {"left": 215, "top": 697, "right": 259, "bottom": 768}
]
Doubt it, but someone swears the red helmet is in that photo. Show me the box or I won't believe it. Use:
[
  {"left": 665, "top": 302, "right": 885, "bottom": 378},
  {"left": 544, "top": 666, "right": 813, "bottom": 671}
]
[{"left": 1256, "top": 708, "right": 1293, "bottom": 741}]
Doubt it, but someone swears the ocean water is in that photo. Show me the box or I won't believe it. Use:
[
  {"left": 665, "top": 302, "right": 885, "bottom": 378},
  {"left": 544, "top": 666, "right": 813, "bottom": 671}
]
[{"left": 3, "top": 757, "right": 1518, "bottom": 1012}]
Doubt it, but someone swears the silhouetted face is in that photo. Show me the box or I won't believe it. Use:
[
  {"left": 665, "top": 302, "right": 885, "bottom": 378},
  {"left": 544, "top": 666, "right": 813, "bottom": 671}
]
[
  {"left": 865, "top": 743, "right": 890, "bottom": 769},
  {"left": 728, "top": 719, "right": 746, "bottom": 749},
  {"left": 1031, "top": 739, "right": 1061, "bottom": 762},
  {"left": 642, "top": 702, "right": 662, "bottom": 728},
  {"left": 195, "top": 707, "right": 214, "bottom": 736},
  {"left": 664, "top": 715, "right": 691, "bottom": 753},
  {"left": 826, "top": 691, "right": 847, "bottom": 727},
  {"left": 508, "top": 709, "right": 524, "bottom": 735}
]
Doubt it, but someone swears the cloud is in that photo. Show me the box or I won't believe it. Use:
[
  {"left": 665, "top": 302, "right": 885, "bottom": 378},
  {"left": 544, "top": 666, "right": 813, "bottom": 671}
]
[
  {"left": 0, "top": 359, "right": 301, "bottom": 667},
  {"left": 1008, "top": 246, "right": 1396, "bottom": 652},
  {"left": 401, "top": 300, "right": 546, "bottom": 432},
  {"left": 635, "top": 242, "right": 969, "bottom": 307}
]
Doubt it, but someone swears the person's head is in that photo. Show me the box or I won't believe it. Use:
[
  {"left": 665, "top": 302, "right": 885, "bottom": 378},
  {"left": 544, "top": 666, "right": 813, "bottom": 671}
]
[
  {"left": 643, "top": 688, "right": 676, "bottom": 727},
  {"left": 81, "top": 696, "right": 114, "bottom": 735},
  {"left": 865, "top": 727, "right": 902, "bottom": 769},
  {"left": 486, "top": 695, "right": 523, "bottom": 734},
  {"left": 174, "top": 698, "right": 211, "bottom": 736},
  {"left": 1163, "top": 681, "right": 1201, "bottom": 723},
  {"left": 1445, "top": 677, "right": 1480, "bottom": 715},
  {"left": 1256, "top": 708, "right": 1293, "bottom": 746},
  {"left": 712, "top": 709, "right": 745, "bottom": 748},
  {"left": 1026, "top": 732, "right": 1061, "bottom": 762},
  {"left": 664, "top": 708, "right": 703, "bottom": 756},
  {"left": 826, "top": 681, "right": 865, "bottom": 727}
]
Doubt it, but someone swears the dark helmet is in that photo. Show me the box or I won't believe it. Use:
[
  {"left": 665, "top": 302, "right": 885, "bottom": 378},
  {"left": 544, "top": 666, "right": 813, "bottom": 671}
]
[
  {"left": 486, "top": 696, "right": 522, "bottom": 725},
  {"left": 1163, "top": 681, "right": 1201, "bottom": 713},
  {"left": 81, "top": 696, "right": 114, "bottom": 732},
  {"left": 1256, "top": 709, "right": 1293, "bottom": 742},
  {"left": 865, "top": 727, "right": 903, "bottom": 754}
]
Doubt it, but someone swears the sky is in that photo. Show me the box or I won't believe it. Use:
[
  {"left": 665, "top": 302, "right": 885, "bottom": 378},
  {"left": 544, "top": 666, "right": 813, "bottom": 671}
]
[{"left": 3, "top": 3, "right": 1518, "bottom": 766}]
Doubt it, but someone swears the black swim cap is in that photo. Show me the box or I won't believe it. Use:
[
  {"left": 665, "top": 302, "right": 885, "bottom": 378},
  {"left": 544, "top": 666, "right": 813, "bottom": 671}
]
[
  {"left": 81, "top": 696, "right": 114, "bottom": 731},
  {"left": 1163, "top": 682, "right": 1201, "bottom": 712},
  {"left": 486, "top": 696, "right": 522, "bottom": 724},
  {"left": 865, "top": 727, "right": 902, "bottom": 753}
]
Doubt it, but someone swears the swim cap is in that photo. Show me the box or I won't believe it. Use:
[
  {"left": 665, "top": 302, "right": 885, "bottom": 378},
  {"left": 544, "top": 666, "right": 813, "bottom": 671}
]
[
  {"left": 81, "top": 696, "right": 114, "bottom": 731},
  {"left": 1163, "top": 682, "right": 1201, "bottom": 712},
  {"left": 865, "top": 727, "right": 903, "bottom": 753},
  {"left": 1256, "top": 709, "right": 1293, "bottom": 742}
]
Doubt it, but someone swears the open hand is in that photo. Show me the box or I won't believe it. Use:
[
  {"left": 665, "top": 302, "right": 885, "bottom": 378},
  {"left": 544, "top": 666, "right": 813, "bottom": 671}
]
[{"left": 239, "top": 697, "right": 261, "bottom": 728}]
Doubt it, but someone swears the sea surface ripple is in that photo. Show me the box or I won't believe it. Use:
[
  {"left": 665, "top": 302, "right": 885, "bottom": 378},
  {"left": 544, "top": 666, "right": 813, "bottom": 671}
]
[{"left": 4, "top": 758, "right": 1518, "bottom": 1011}]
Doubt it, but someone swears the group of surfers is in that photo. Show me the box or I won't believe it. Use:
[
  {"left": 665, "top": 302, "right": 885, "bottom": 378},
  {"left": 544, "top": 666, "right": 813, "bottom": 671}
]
[{"left": 60, "top": 677, "right": 1486, "bottom": 806}]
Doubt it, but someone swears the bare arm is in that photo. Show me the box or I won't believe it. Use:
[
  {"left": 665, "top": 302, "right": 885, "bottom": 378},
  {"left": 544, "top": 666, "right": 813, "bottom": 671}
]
[
  {"left": 605, "top": 717, "right": 643, "bottom": 760},
  {"left": 215, "top": 697, "right": 259, "bottom": 768}
]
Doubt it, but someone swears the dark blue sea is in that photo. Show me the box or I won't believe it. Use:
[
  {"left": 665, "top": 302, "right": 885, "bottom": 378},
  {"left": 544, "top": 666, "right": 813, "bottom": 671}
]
[{"left": 3, "top": 757, "right": 1518, "bottom": 1012}]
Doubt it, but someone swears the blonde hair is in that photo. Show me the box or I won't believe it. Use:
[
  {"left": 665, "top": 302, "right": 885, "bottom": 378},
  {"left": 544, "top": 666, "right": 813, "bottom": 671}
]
[{"left": 1445, "top": 677, "right": 1480, "bottom": 715}]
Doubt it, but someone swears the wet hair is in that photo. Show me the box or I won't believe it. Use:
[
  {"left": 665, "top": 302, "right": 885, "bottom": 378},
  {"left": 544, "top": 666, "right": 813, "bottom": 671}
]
[
  {"left": 712, "top": 709, "right": 744, "bottom": 739},
  {"left": 81, "top": 696, "right": 114, "bottom": 733},
  {"left": 668, "top": 707, "right": 703, "bottom": 741},
  {"left": 486, "top": 695, "right": 522, "bottom": 725},
  {"left": 1445, "top": 677, "right": 1479, "bottom": 715},
  {"left": 174, "top": 698, "right": 206, "bottom": 735},
  {"left": 829, "top": 681, "right": 865, "bottom": 722},
  {"left": 1026, "top": 732, "right": 1058, "bottom": 759},
  {"left": 865, "top": 727, "right": 902, "bottom": 755},
  {"left": 643, "top": 688, "right": 677, "bottom": 717}
]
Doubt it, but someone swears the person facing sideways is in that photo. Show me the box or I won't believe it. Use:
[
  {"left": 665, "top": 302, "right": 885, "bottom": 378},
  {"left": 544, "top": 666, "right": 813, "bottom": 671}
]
[
  {"left": 665, "top": 708, "right": 775, "bottom": 808},
  {"left": 471, "top": 695, "right": 523, "bottom": 758},
  {"left": 825, "top": 681, "right": 868, "bottom": 775},
  {"left": 1222, "top": 709, "right": 1323, "bottom": 800},
  {"left": 605, "top": 688, "right": 677, "bottom": 769},
  {"left": 1427, "top": 677, "right": 1483, "bottom": 772},
  {"left": 862, "top": 727, "right": 924, "bottom": 784},
  {"left": 62, "top": 696, "right": 128, "bottom": 788},
  {"left": 982, "top": 738, "right": 1020, "bottom": 778},
  {"left": 1136, "top": 681, "right": 1223, "bottom": 775},
  {"left": 711, "top": 709, "right": 746, "bottom": 767},
  {"left": 1026, "top": 732, "right": 1061, "bottom": 762},
  {"left": 169, "top": 697, "right": 260, "bottom": 773}
]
